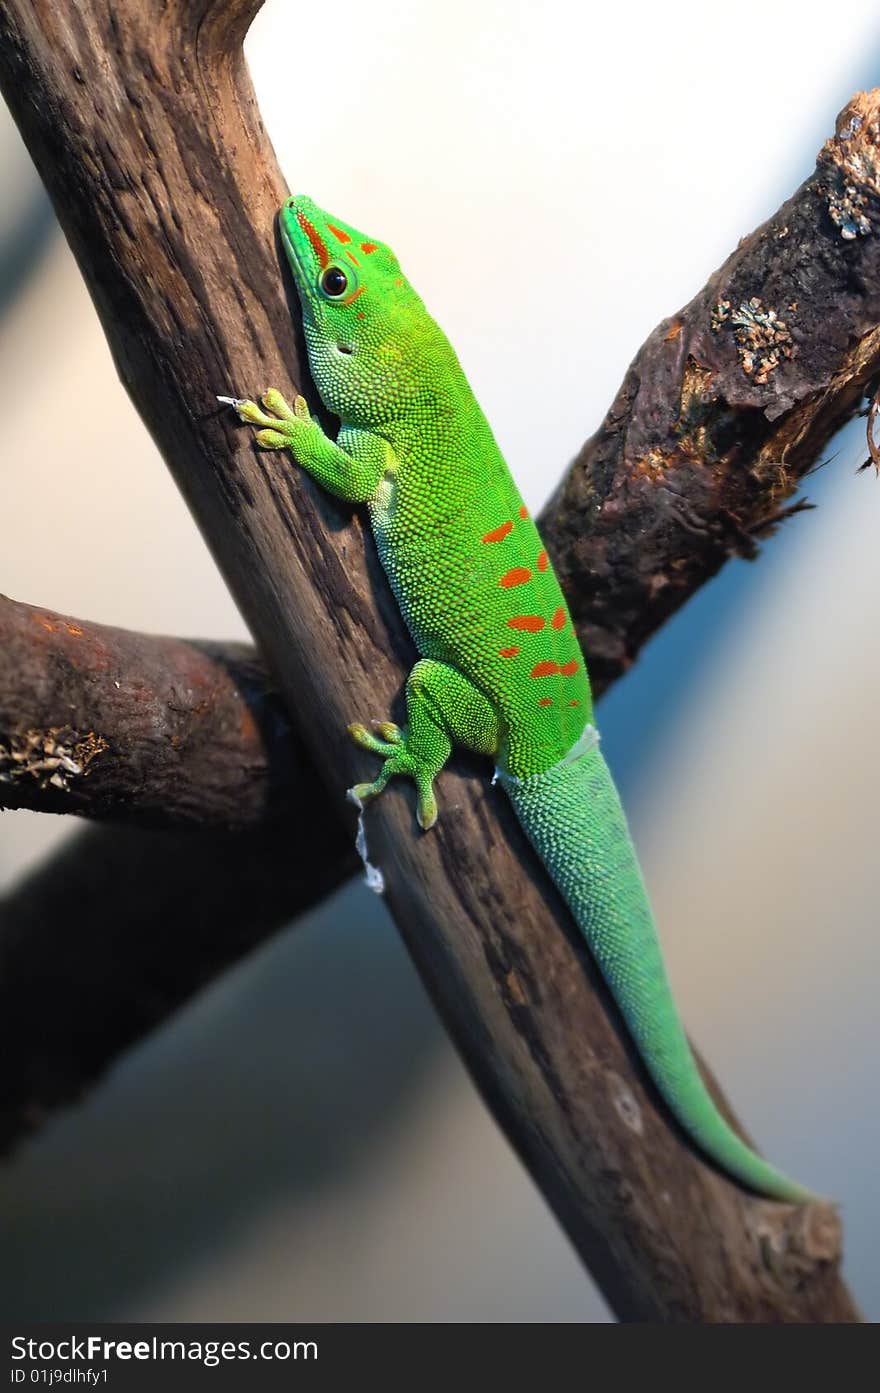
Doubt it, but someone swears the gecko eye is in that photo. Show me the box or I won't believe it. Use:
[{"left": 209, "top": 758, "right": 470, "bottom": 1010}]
[{"left": 320, "top": 265, "right": 349, "bottom": 298}]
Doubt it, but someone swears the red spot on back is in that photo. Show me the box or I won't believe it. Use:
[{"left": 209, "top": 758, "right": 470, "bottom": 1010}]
[
  {"left": 536, "top": 549, "right": 549, "bottom": 572},
  {"left": 538, "top": 698, "right": 553, "bottom": 707},
  {"left": 507, "top": 615, "right": 545, "bottom": 632},
  {"left": 529, "top": 657, "right": 580, "bottom": 679},
  {"left": 499, "top": 567, "right": 531, "bottom": 588},
  {"left": 499, "top": 645, "right": 520, "bottom": 658},
  {"left": 518, "top": 505, "right": 529, "bottom": 519},
  {"left": 568, "top": 700, "right": 580, "bottom": 707},
  {"left": 328, "top": 223, "right": 351, "bottom": 243},
  {"left": 356, "top": 311, "right": 366, "bottom": 319},
  {"left": 361, "top": 241, "right": 379, "bottom": 254},
  {"left": 482, "top": 520, "right": 513, "bottom": 544},
  {"left": 551, "top": 607, "right": 566, "bottom": 630},
  {"left": 296, "top": 212, "right": 329, "bottom": 269}
]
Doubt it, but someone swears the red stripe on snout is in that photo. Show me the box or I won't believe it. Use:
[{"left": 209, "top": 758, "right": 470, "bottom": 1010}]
[{"left": 296, "top": 212, "right": 330, "bottom": 269}]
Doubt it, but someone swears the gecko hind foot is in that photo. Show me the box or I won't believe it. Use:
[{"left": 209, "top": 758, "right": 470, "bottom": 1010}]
[{"left": 348, "top": 722, "right": 439, "bottom": 830}]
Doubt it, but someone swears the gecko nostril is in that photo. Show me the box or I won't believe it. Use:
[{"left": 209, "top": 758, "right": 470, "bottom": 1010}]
[{"left": 338, "top": 343, "right": 354, "bottom": 355}]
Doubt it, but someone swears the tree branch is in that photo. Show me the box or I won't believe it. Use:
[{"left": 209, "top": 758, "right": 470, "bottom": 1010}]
[
  {"left": 0, "top": 592, "right": 302, "bottom": 830},
  {"left": 543, "top": 93, "right": 880, "bottom": 692},
  {"left": 0, "top": 0, "right": 862, "bottom": 1321}
]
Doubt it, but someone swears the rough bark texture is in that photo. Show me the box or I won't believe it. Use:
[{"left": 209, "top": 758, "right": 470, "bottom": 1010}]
[
  {"left": 0, "top": 0, "right": 864, "bottom": 1322},
  {"left": 0, "top": 593, "right": 304, "bottom": 830}
]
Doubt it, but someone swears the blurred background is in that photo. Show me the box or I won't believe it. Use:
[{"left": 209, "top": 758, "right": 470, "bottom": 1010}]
[{"left": 1, "top": 0, "right": 878, "bottom": 1322}]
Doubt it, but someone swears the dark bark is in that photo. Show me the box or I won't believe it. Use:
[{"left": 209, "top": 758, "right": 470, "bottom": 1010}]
[
  {"left": 0, "top": 0, "right": 863, "bottom": 1321},
  {"left": 0, "top": 593, "right": 305, "bottom": 830}
]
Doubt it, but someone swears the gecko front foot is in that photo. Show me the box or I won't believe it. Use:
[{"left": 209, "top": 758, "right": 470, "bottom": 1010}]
[
  {"left": 217, "top": 388, "right": 314, "bottom": 450},
  {"left": 348, "top": 721, "right": 439, "bottom": 830}
]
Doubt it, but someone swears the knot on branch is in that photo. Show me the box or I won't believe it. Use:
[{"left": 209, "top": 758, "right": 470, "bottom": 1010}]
[
  {"left": 816, "top": 90, "right": 880, "bottom": 240},
  {"left": 753, "top": 1200, "right": 844, "bottom": 1288}
]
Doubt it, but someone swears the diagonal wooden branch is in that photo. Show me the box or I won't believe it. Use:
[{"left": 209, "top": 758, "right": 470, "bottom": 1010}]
[{"left": 0, "top": 0, "right": 863, "bottom": 1321}]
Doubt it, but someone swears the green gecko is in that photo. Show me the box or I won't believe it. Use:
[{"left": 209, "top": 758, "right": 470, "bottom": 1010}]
[{"left": 221, "top": 195, "right": 812, "bottom": 1203}]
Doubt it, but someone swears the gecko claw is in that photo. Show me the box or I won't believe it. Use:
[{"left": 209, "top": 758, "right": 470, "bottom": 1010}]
[
  {"left": 416, "top": 790, "right": 438, "bottom": 830},
  {"left": 373, "top": 721, "right": 403, "bottom": 744},
  {"left": 349, "top": 781, "right": 379, "bottom": 804},
  {"left": 218, "top": 394, "right": 292, "bottom": 428},
  {"left": 348, "top": 722, "right": 399, "bottom": 757},
  {"left": 255, "top": 428, "right": 291, "bottom": 449}
]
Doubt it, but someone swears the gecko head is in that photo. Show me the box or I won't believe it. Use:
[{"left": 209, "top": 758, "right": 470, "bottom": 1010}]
[{"left": 278, "top": 195, "right": 450, "bottom": 427}]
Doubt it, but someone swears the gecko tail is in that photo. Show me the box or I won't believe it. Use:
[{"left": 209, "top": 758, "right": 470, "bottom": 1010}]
[{"left": 501, "top": 743, "right": 814, "bottom": 1203}]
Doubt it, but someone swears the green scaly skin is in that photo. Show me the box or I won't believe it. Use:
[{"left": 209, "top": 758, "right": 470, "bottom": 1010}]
[{"left": 222, "top": 195, "right": 813, "bottom": 1203}]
